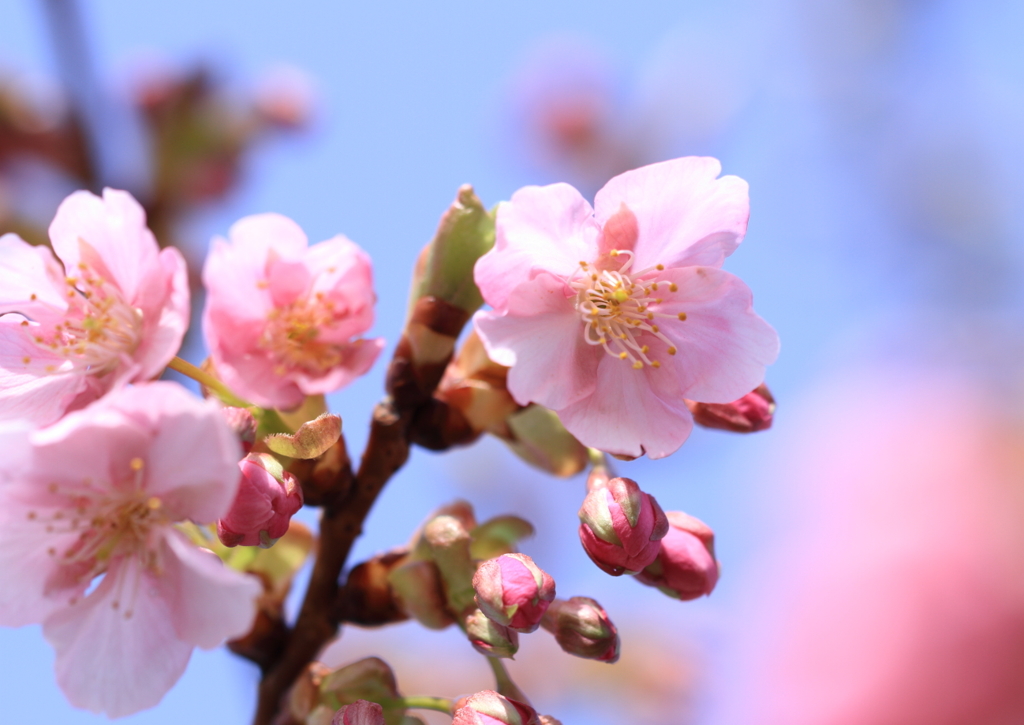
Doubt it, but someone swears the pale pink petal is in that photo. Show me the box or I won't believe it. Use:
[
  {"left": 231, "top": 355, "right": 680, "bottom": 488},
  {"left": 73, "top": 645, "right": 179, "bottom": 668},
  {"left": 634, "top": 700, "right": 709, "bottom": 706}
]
[
  {"left": 132, "top": 246, "right": 190, "bottom": 380},
  {"left": 557, "top": 357, "right": 695, "bottom": 459},
  {"left": 651, "top": 267, "right": 779, "bottom": 403},
  {"left": 305, "top": 237, "right": 376, "bottom": 341},
  {"left": 0, "top": 425, "right": 84, "bottom": 626},
  {"left": 0, "top": 323, "right": 84, "bottom": 425},
  {"left": 267, "top": 256, "right": 313, "bottom": 307},
  {"left": 109, "top": 382, "right": 241, "bottom": 521},
  {"left": 0, "top": 234, "right": 67, "bottom": 316},
  {"left": 474, "top": 272, "right": 602, "bottom": 410},
  {"left": 212, "top": 345, "right": 304, "bottom": 410},
  {"left": 44, "top": 557, "right": 192, "bottom": 718},
  {"left": 228, "top": 212, "right": 309, "bottom": 260},
  {"left": 594, "top": 157, "right": 749, "bottom": 271},
  {"left": 153, "top": 530, "right": 261, "bottom": 648},
  {"left": 202, "top": 237, "right": 275, "bottom": 325},
  {"left": 291, "top": 337, "right": 385, "bottom": 395},
  {"left": 48, "top": 189, "right": 159, "bottom": 302},
  {"left": 30, "top": 396, "right": 152, "bottom": 487},
  {"left": 477, "top": 183, "right": 600, "bottom": 313}
]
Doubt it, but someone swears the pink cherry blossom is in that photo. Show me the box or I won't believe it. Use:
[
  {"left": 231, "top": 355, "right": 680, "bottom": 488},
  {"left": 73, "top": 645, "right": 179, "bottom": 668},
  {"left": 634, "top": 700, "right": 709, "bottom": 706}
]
[
  {"left": 473, "top": 157, "right": 779, "bottom": 458},
  {"left": 0, "top": 382, "right": 261, "bottom": 717},
  {"left": 0, "top": 189, "right": 189, "bottom": 426},
  {"left": 202, "top": 213, "right": 384, "bottom": 410}
]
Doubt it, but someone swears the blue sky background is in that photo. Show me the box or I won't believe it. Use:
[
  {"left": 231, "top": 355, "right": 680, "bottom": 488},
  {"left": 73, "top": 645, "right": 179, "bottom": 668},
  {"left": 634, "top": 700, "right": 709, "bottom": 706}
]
[{"left": 2, "top": 1, "right": 1023, "bottom": 723}]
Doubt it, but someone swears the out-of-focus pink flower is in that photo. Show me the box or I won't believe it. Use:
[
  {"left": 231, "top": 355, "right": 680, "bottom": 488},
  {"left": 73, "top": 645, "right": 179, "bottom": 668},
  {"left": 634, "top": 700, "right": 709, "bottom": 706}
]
[
  {"left": 331, "top": 699, "right": 385, "bottom": 725},
  {"left": 203, "top": 213, "right": 384, "bottom": 410},
  {"left": 473, "top": 157, "right": 778, "bottom": 459},
  {"left": 452, "top": 690, "right": 540, "bottom": 725},
  {"left": 217, "top": 452, "right": 303, "bottom": 548},
  {"left": 578, "top": 476, "right": 668, "bottom": 575},
  {"left": 540, "top": 596, "right": 620, "bottom": 663},
  {"left": 687, "top": 382, "right": 775, "bottom": 433},
  {"left": 635, "top": 511, "right": 719, "bottom": 600},
  {"left": 0, "top": 189, "right": 188, "bottom": 425},
  {"left": 0, "top": 382, "right": 261, "bottom": 717},
  {"left": 473, "top": 553, "right": 556, "bottom": 633},
  {"left": 725, "top": 372, "right": 1024, "bottom": 725}
]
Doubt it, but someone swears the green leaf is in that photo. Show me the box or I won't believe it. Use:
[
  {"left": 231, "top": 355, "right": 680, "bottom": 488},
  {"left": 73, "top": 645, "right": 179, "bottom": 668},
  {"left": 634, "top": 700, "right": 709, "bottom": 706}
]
[{"left": 264, "top": 413, "right": 342, "bottom": 459}]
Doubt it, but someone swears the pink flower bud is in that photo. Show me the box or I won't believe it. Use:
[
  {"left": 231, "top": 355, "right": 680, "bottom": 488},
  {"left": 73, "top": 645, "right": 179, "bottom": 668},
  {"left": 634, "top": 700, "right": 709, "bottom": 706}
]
[
  {"left": 217, "top": 452, "right": 304, "bottom": 547},
  {"left": 686, "top": 383, "right": 775, "bottom": 433},
  {"left": 473, "top": 554, "right": 556, "bottom": 633},
  {"left": 635, "top": 511, "right": 719, "bottom": 600},
  {"left": 219, "top": 406, "right": 258, "bottom": 453},
  {"left": 464, "top": 608, "right": 520, "bottom": 658},
  {"left": 331, "top": 700, "right": 385, "bottom": 725},
  {"left": 578, "top": 477, "right": 669, "bottom": 575},
  {"left": 452, "top": 690, "right": 540, "bottom": 725},
  {"left": 540, "top": 596, "right": 620, "bottom": 663}
]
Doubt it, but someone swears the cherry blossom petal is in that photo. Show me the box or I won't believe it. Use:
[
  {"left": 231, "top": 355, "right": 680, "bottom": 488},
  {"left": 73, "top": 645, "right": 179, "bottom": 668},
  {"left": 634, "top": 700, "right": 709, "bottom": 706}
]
[
  {"left": 557, "top": 357, "right": 695, "bottom": 459},
  {"left": 153, "top": 531, "right": 261, "bottom": 648},
  {"left": 132, "top": 246, "right": 190, "bottom": 381},
  {"left": 211, "top": 343, "right": 306, "bottom": 410},
  {"left": 0, "top": 234, "right": 67, "bottom": 316},
  {"left": 651, "top": 266, "right": 779, "bottom": 402},
  {"left": 594, "top": 157, "right": 749, "bottom": 271},
  {"left": 44, "top": 556, "right": 192, "bottom": 718},
  {"left": 202, "top": 238, "right": 275, "bottom": 325},
  {"left": 267, "top": 256, "right": 313, "bottom": 308},
  {"left": 115, "top": 383, "right": 241, "bottom": 521},
  {"left": 0, "top": 323, "right": 83, "bottom": 425},
  {"left": 0, "top": 423, "right": 85, "bottom": 626},
  {"left": 477, "top": 183, "right": 600, "bottom": 313},
  {"left": 47, "top": 189, "right": 159, "bottom": 302},
  {"left": 228, "top": 211, "right": 310, "bottom": 260},
  {"left": 291, "top": 337, "right": 385, "bottom": 395},
  {"left": 474, "top": 272, "right": 601, "bottom": 410}
]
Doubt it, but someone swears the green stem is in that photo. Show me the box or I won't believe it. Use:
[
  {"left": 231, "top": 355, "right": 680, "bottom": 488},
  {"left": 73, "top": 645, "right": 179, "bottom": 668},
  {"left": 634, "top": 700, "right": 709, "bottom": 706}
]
[
  {"left": 380, "top": 696, "right": 453, "bottom": 714},
  {"left": 166, "top": 356, "right": 254, "bottom": 410},
  {"left": 486, "top": 656, "right": 530, "bottom": 704}
]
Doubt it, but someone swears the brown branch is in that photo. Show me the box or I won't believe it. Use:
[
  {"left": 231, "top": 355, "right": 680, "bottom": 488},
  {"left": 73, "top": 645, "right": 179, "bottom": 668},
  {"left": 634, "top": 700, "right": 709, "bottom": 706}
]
[{"left": 249, "top": 296, "right": 471, "bottom": 725}]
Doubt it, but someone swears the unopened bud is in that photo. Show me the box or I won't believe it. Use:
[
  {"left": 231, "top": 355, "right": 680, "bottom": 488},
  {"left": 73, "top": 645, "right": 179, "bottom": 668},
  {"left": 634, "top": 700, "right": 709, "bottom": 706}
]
[
  {"left": 464, "top": 608, "right": 519, "bottom": 658},
  {"left": 452, "top": 690, "right": 539, "bottom": 725},
  {"left": 220, "top": 406, "right": 257, "bottom": 453},
  {"left": 387, "top": 559, "right": 455, "bottom": 630},
  {"left": 687, "top": 383, "right": 775, "bottom": 433},
  {"left": 635, "top": 511, "right": 719, "bottom": 600},
  {"left": 473, "top": 554, "right": 555, "bottom": 633},
  {"left": 424, "top": 515, "right": 477, "bottom": 613},
  {"left": 541, "top": 596, "right": 619, "bottom": 663},
  {"left": 578, "top": 477, "right": 668, "bottom": 575},
  {"left": 319, "top": 657, "right": 404, "bottom": 723},
  {"left": 503, "top": 405, "right": 589, "bottom": 477},
  {"left": 218, "top": 452, "right": 303, "bottom": 548},
  {"left": 332, "top": 700, "right": 385, "bottom": 725},
  {"left": 343, "top": 550, "right": 411, "bottom": 626}
]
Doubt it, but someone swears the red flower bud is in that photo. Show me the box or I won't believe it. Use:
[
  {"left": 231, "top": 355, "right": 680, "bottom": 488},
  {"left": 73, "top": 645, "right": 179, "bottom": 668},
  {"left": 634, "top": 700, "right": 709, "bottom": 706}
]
[
  {"left": 636, "top": 511, "right": 719, "bottom": 600},
  {"left": 578, "top": 477, "right": 669, "bottom": 575},
  {"left": 217, "top": 452, "right": 303, "bottom": 547},
  {"left": 540, "top": 596, "right": 620, "bottom": 663},
  {"left": 473, "top": 554, "right": 556, "bottom": 633},
  {"left": 686, "top": 383, "right": 775, "bottom": 433},
  {"left": 452, "top": 690, "right": 539, "bottom": 725},
  {"left": 464, "top": 608, "right": 519, "bottom": 658},
  {"left": 331, "top": 699, "right": 385, "bottom": 725}
]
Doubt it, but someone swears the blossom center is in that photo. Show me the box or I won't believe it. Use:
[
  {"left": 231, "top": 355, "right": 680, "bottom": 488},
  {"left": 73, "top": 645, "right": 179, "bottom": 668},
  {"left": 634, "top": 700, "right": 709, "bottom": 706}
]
[
  {"left": 260, "top": 292, "right": 345, "bottom": 375},
  {"left": 29, "top": 458, "right": 167, "bottom": 615},
  {"left": 569, "top": 250, "right": 685, "bottom": 369},
  {"left": 29, "top": 262, "right": 143, "bottom": 376}
]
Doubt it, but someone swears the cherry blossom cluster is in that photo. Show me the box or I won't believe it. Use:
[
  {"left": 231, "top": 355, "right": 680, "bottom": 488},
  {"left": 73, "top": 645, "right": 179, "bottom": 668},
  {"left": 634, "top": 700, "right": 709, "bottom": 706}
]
[{"left": 0, "top": 156, "right": 777, "bottom": 722}]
